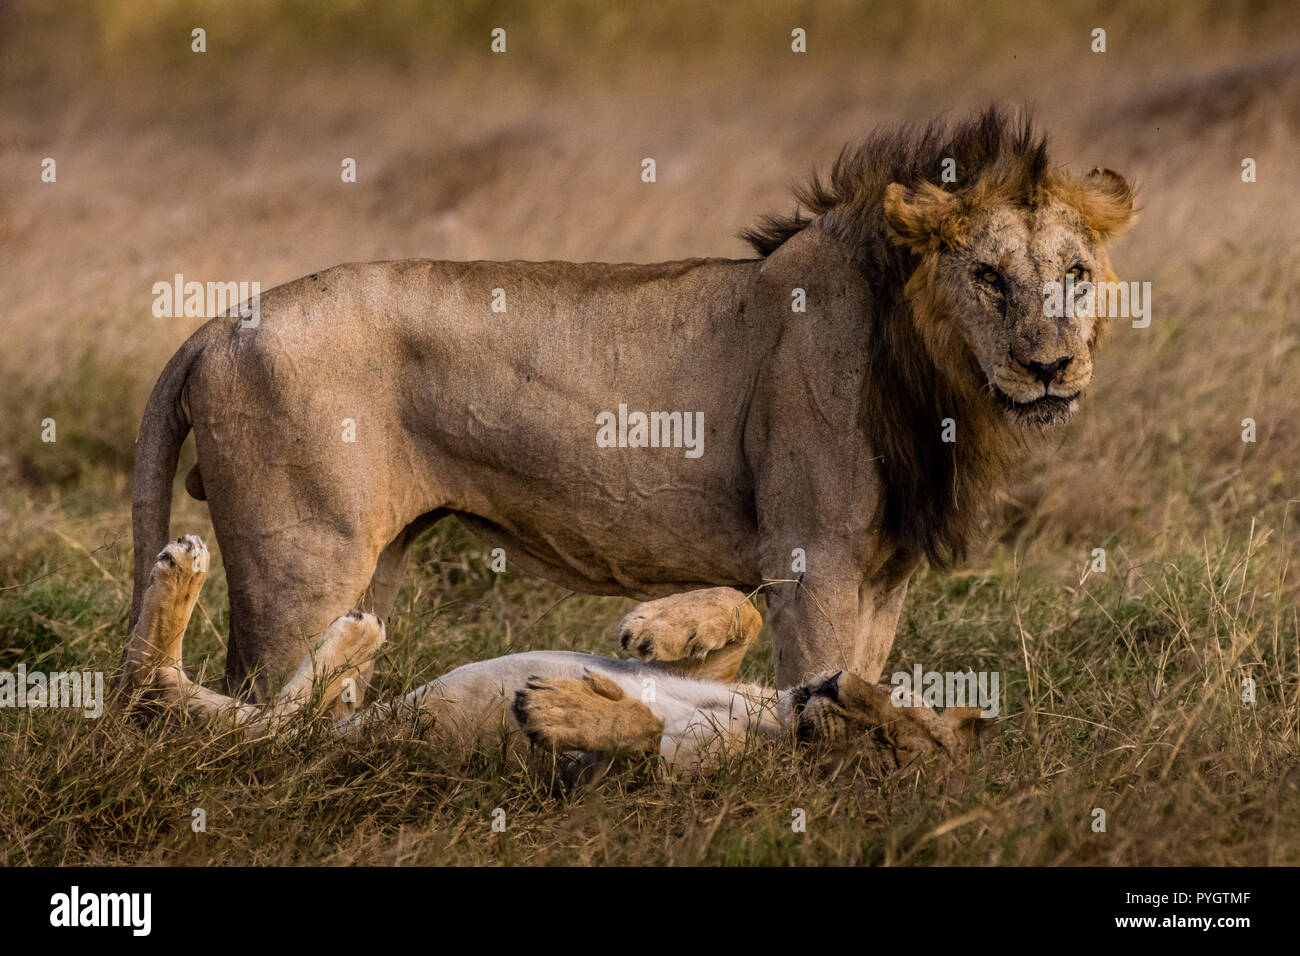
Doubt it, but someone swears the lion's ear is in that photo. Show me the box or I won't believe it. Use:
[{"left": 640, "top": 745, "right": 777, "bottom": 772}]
[
  {"left": 882, "top": 182, "right": 959, "bottom": 249},
  {"left": 1073, "top": 167, "right": 1136, "bottom": 240}
]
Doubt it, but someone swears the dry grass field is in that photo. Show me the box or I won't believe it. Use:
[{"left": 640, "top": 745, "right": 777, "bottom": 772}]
[{"left": 1, "top": 0, "right": 1298, "bottom": 865}]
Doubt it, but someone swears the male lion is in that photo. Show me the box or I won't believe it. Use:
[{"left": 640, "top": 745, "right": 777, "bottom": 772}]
[{"left": 127, "top": 107, "right": 1134, "bottom": 714}]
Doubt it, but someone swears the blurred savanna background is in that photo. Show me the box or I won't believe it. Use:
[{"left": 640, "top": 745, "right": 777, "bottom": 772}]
[{"left": 1, "top": 0, "right": 1298, "bottom": 865}]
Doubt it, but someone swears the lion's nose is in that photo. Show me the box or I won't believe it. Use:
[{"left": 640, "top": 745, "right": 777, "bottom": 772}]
[{"left": 1020, "top": 355, "right": 1072, "bottom": 385}]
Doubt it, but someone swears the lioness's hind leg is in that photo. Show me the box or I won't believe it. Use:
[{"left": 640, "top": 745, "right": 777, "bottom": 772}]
[
  {"left": 512, "top": 670, "right": 663, "bottom": 756},
  {"left": 279, "top": 610, "right": 386, "bottom": 716},
  {"left": 122, "top": 534, "right": 265, "bottom": 728},
  {"left": 124, "top": 534, "right": 384, "bottom": 736},
  {"left": 122, "top": 535, "right": 210, "bottom": 689},
  {"left": 617, "top": 587, "right": 761, "bottom": 682}
]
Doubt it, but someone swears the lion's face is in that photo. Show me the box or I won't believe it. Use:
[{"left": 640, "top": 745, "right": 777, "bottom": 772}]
[
  {"left": 930, "top": 199, "right": 1108, "bottom": 426},
  {"left": 884, "top": 169, "right": 1135, "bottom": 428}
]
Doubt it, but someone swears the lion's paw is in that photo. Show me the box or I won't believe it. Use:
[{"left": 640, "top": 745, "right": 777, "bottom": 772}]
[
  {"left": 299, "top": 610, "right": 387, "bottom": 714},
  {"left": 617, "top": 587, "right": 760, "bottom": 663}
]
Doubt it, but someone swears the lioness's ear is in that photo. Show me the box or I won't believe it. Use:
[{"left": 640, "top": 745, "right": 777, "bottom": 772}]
[
  {"left": 944, "top": 706, "right": 993, "bottom": 747},
  {"left": 882, "top": 182, "right": 959, "bottom": 249},
  {"left": 1073, "top": 167, "right": 1136, "bottom": 240}
]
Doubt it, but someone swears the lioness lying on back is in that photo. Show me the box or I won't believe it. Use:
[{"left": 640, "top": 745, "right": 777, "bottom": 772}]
[{"left": 123, "top": 536, "right": 984, "bottom": 772}]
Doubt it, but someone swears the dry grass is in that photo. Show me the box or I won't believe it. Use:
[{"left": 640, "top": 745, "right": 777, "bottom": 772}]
[{"left": 1, "top": 0, "right": 1298, "bottom": 865}]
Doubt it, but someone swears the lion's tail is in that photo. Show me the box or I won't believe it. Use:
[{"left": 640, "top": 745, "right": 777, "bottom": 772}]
[{"left": 128, "top": 321, "right": 221, "bottom": 633}]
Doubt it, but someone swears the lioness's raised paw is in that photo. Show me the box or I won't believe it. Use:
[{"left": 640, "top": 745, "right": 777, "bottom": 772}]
[
  {"left": 512, "top": 670, "right": 663, "bottom": 756},
  {"left": 316, "top": 610, "right": 387, "bottom": 668},
  {"left": 154, "top": 534, "right": 210, "bottom": 584},
  {"left": 282, "top": 609, "right": 387, "bottom": 714},
  {"left": 123, "top": 534, "right": 211, "bottom": 688},
  {"left": 617, "top": 587, "right": 761, "bottom": 681}
]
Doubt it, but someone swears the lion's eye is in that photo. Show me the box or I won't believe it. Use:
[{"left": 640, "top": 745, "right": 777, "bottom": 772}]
[
  {"left": 1066, "top": 264, "right": 1090, "bottom": 284},
  {"left": 976, "top": 267, "right": 1003, "bottom": 288}
]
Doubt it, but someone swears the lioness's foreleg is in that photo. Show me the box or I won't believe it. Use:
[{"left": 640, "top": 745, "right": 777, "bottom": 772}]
[
  {"left": 512, "top": 670, "right": 664, "bottom": 756},
  {"left": 615, "top": 587, "right": 761, "bottom": 682}
]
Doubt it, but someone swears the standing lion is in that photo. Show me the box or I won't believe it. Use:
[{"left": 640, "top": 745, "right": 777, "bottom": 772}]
[{"left": 127, "top": 107, "right": 1134, "bottom": 718}]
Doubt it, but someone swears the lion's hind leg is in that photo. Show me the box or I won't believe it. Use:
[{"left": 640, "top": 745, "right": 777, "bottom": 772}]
[
  {"left": 512, "top": 670, "right": 664, "bottom": 757},
  {"left": 616, "top": 588, "right": 761, "bottom": 683}
]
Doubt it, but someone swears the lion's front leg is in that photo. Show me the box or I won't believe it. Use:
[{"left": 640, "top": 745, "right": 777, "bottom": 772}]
[
  {"left": 761, "top": 567, "right": 865, "bottom": 689},
  {"left": 615, "top": 587, "right": 761, "bottom": 683},
  {"left": 761, "top": 555, "right": 913, "bottom": 688},
  {"left": 852, "top": 572, "right": 911, "bottom": 684}
]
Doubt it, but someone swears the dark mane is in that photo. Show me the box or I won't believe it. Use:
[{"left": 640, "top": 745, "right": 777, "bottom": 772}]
[
  {"left": 742, "top": 107, "right": 1050, "bottom": 568},
  {"left": 741, "top": 106, "right": 1048, "bottom": 257}
]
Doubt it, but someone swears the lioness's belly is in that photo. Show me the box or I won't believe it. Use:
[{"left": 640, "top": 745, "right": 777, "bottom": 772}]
[{"left": 398, "top": 651, "right": 778, "bottom": 762}]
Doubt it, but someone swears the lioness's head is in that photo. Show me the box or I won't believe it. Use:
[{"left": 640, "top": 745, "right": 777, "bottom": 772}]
[{"left": 882, "top": 165, "right": 1135, "bottom": 426}]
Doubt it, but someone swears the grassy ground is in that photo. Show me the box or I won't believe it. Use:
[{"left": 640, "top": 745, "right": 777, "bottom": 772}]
[{"left": 1, "top": 1, "right": 1298, "bottom": 865}]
